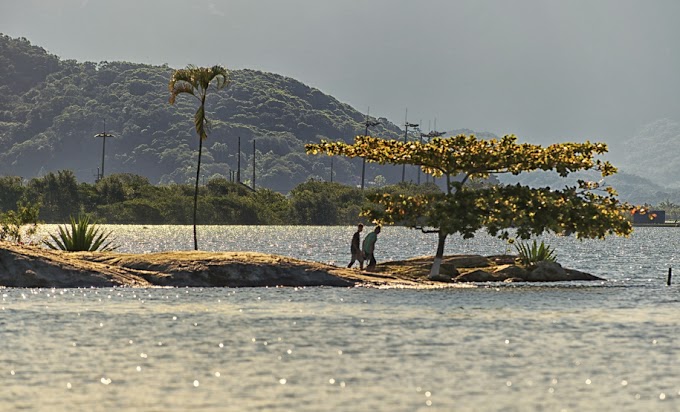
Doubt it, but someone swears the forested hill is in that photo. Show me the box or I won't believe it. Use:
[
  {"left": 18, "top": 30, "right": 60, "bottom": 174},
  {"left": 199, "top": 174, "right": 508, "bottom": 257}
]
[{"left": 0, "top": 34, "right": 407, "bottom": 191}]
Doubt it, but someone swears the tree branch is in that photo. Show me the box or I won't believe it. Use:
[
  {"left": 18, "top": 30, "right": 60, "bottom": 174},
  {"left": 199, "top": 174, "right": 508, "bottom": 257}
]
[{"left": 415, "top": 225, "right": 440, "bottom": 234}]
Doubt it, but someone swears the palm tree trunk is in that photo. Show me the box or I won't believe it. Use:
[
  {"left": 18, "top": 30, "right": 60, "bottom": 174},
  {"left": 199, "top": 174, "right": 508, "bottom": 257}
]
[
  {"left": 193, "top": 137, "right": 203, "bottom": 250},
  {"left": 428, "top": 231, "right": 447, "bottom": 279}
]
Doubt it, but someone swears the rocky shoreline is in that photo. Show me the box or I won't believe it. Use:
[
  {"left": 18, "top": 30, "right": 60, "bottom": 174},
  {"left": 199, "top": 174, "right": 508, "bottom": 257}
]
[{"left": 0, "top": 241, "right": 603, "bottom": 288}]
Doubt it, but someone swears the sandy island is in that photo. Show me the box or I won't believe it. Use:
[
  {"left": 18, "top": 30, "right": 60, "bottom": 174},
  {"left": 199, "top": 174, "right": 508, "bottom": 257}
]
[{"left": 0, "top": 241, "right": 603, "bottom": 288}]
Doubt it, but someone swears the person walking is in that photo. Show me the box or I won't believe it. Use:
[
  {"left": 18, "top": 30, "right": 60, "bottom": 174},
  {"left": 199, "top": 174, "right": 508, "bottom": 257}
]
[
  {"left": 347, "top": 223, "right": 364, "bottom": 270},
  {"left": 362, "top": 225, "right": 381, "bottom": 271}
]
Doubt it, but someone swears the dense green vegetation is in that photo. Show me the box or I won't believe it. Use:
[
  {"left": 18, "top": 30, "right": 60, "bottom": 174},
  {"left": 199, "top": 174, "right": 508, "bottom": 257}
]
[
  {"left": 0, "top": 171, "right": 440, "bottom": 225},
  {"left": 0, "top": 34, "right": 409, "bottom": 191},
  {"left": 0, "top": 200, "right": 40, "bottom": 243},
  {"left": 4, "top": 33, "right": 677, "bottom": 205},
  {"left": 4, "top": 32, "right": 678, "bottom": 214}
]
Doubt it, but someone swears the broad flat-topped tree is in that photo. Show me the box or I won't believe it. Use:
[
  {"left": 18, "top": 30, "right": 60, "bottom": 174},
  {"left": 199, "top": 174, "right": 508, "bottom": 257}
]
[{"left": 306, "top": 134, "right": 632, "bottom": 279}]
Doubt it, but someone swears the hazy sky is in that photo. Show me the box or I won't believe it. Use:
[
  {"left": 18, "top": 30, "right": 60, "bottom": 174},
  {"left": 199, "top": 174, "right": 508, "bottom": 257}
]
[{"left": 2, "top": 0, "right": 679, "bottom": 150}]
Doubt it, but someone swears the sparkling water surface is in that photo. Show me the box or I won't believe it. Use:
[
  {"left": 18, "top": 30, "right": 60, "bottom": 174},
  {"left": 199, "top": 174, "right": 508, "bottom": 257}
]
[{"left": 3, "top": 226, "right": 680, "bottom": 411}]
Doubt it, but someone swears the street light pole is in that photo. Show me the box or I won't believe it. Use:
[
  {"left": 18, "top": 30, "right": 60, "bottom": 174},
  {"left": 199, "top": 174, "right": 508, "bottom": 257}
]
[
  {"left": 360, "top": 108, "right": 380, "bottom": 190},
  {"left": 94, "top": 120, "right": 114, "bottom": 182},
  {"left": 401, "top": 110, "right": 419, "bottom": 183},
  {"left": 237, "top": 136, "right": 241, "bottom": 183},
  {"left": 420, "top": 125, "right": 445, "bottom": 185},
  {"left": 418, "top": 130, "right": 423, "bottom": 185}
]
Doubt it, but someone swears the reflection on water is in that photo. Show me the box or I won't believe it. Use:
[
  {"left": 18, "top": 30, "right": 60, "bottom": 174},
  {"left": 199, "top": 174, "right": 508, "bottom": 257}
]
[{"left": 3, "top": 225, "right": 680, "bottom": 410}]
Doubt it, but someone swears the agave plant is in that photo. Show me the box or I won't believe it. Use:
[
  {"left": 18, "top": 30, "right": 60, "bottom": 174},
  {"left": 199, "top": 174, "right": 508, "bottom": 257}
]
[
  {"left": 43, "top": 215, "right": 117, "bottom": 252},
  {"left": 514, "top": 239, "right": 557, "bottom": 267}
]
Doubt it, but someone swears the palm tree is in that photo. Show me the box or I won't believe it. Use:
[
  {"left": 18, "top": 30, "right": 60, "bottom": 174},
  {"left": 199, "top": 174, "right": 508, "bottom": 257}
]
[
  {"left": 169, "top": 65, "right": 230, "bottom": 250},
  {"left": 658, "top": 199, "right": 680, "bottom": 221}
]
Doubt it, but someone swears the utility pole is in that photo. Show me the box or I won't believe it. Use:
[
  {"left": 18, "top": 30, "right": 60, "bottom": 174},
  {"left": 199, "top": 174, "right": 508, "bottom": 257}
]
[
  {"left": 421, "top": 118, "right": 445, "bottom": 185},
  {"left": 418, "top": 125, "right": 423, "bottom": 185},
  {"left": 361, "top": 107, "right": 380, "bottom": 190},
  {"left": 426, "top": 120, "right": 431, "bottom": 183},
  {"left": 94, "top": 119, "right": 114, "bottom": 182},
  {"left": 237, "top": 136, "right": 241, "bottom": 183},
  {"left": 252, "top": 139, "right": 256, "bottom": 190},
  {"left": 330, "top": 157, "right": 334, "bottom": 183},
  {"left": 401, "top": 108, "right": 419, "bottom": 183}
]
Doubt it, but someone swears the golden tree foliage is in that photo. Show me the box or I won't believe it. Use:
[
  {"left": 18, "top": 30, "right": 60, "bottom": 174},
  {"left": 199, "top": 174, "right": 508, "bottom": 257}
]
[
  {"left": 307, "top": 134, "right": 616, "bottom": 186},
  {"left": 306, "top": 134, "right": 632, "bottom": 243}
]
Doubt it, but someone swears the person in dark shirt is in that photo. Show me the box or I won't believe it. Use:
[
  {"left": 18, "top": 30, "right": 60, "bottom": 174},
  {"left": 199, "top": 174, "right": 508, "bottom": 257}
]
[{"left": 347, "top": 223, "right": 364, "bottom": 270}]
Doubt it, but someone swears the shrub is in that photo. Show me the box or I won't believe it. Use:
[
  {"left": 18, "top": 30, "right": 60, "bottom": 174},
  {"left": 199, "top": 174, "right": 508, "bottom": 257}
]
[
  {"left": 43, "top": 215, "right": 117, "bottom": 252},
  {"left": 0, "top": 201, "right": 41, "bottom": 244},
  {"left": 514, "top": 240, "right": 557, "bottom": 267}
]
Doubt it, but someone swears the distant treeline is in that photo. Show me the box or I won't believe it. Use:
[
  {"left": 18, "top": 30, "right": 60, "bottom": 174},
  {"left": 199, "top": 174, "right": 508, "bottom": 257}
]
[
  {"left": 0, "top": 171, "right": 442, "bottom": 225},
  {"left": 0, "top": 34, "right": 409, "bottom": 191}
]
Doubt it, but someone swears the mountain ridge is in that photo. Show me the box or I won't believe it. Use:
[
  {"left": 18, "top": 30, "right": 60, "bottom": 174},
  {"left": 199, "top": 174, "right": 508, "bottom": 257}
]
[
  {"left": 1, "top": 33, "right": 678, "bottom": 204},
  {"left": 0, "top": 34, "right": 409, "bottom": 191}
]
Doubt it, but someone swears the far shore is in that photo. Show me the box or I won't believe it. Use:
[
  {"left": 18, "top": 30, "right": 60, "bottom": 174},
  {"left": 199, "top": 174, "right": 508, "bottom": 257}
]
[{"left": 0, "top": 241, "right": 603, "bottom": 288}]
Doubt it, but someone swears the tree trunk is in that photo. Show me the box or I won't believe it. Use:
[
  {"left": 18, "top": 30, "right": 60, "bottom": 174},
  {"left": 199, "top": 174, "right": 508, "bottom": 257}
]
[
  {"left": 193, "top": 137, "right": 203, "bottom": 251},
  {"left": 428, "top": 231, "right": 447, "bottom": 280}
]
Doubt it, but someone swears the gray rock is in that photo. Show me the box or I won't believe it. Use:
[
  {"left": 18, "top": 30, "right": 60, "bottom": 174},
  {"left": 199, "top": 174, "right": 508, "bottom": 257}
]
[
  {"left": 564, "top": 268, "right": 606, "bottom": 281},
  {"left": 442, "top": 255, "right": 492, "bottom": 268},
  {"left": 454, "top": 269, "right": 497, "bottom": 282},
  {"left": 493, "top": 265, "right": 529, "bottom": 281},
  {"left": 428, "top": 273, "right": 452, "bottom": 282},
  {"left": 526, "top": 261, "right": 567, "bottom": 282}
]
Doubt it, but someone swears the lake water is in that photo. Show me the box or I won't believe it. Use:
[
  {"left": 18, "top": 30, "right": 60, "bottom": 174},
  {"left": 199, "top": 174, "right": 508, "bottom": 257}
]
[{"left": 3, "top": 225, "right": 680, "bottom": 411}]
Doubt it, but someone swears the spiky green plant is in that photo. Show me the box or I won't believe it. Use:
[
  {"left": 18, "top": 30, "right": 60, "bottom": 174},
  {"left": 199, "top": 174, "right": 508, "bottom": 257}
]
[
  {"left": 514, "top": 240, "right": 557, "bottom": 267},
  {"left": 43, "top": 215, "right": 117, "bottom": 252}
]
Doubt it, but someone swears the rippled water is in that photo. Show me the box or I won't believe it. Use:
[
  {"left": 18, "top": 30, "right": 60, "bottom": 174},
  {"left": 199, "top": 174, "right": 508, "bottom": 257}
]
[{"left": 3, "top": 226, "right": 680, "bottom": 411}]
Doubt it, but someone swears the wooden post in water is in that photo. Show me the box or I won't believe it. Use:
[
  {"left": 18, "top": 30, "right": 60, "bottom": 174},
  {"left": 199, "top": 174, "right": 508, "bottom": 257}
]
[{"left": 667, "top": 267, "right": 672, "bottom": 286}]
